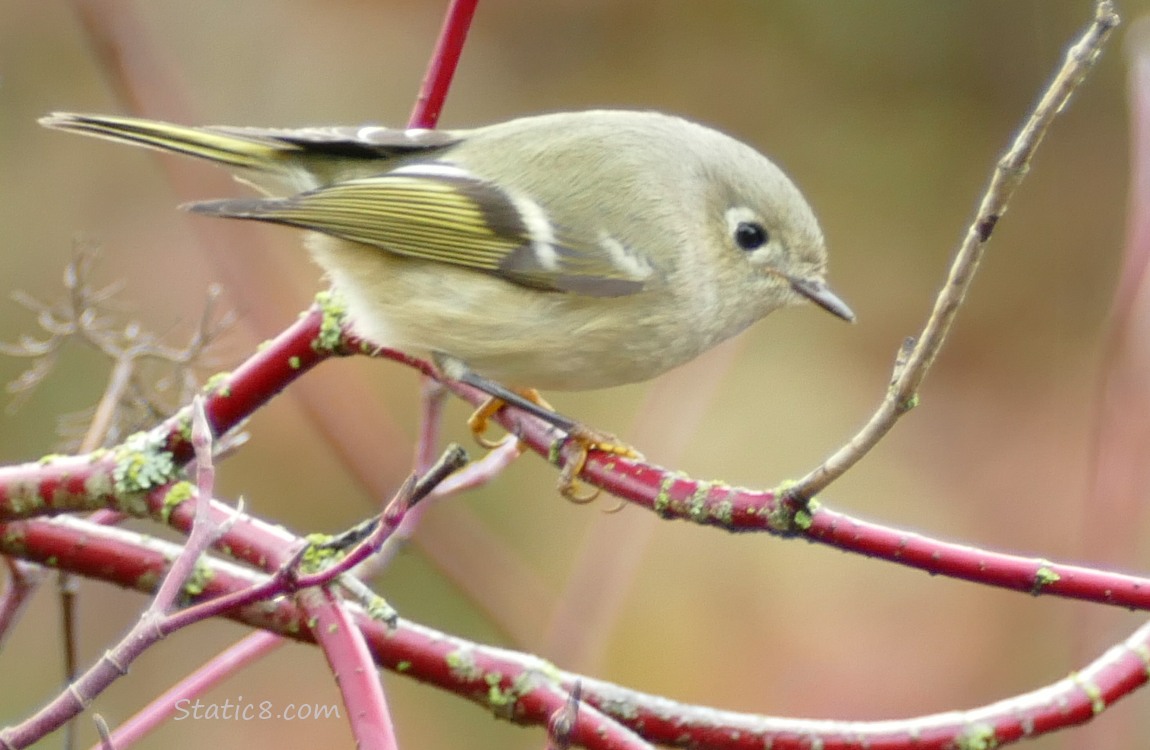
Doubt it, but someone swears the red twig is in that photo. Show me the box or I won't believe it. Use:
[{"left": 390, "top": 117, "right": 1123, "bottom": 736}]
[
  {"left": 0, "top": 398, "right": 229, "bottom": 747},
  {"left": 1, "top": 514, "right": 1148, "bottom": 750},
  {"left": 4, "top": 323, "right": 1150, "bottom": 617},
  {"left": 302, "top": 586, "right": 397, "bottom": 750},
  {"left": 101, "top": 632, "right": 284, "bottom": 747},
  {"left": 408, "top": 0, "right": 480, "bottom": 129}
]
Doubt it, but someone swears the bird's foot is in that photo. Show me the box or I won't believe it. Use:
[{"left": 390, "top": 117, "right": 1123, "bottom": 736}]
[{"left": 556, "top": 425, "right": 643, "bottom": 505}]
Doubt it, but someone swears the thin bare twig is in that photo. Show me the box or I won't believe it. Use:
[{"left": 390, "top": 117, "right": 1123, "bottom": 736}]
[
  {"left": 788, "top": 0, "right": 1120, "bottom": 501},
  {"left": 2, "top": 246, "right": 233, "bottom": 446}
]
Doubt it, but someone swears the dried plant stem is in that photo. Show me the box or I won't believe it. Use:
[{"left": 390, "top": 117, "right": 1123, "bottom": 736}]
[{"left": 789, "top": 0, "right": 1120, "bottom": 501}]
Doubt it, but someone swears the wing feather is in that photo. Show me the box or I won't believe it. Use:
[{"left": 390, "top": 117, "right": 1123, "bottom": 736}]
[{"left": 187, "top": 165, "right": 655, "bottom": 297}]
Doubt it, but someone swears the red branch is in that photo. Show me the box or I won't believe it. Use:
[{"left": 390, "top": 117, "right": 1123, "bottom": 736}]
[
  {"left": 467, "top": 385, "right": 1150, "bottom": 612},
  {"left": 0, "top": 2, "right": 1136, "bottom": 747},
  {"left": 165, "top": 306, "right": 340, "bottom": 461},
  {"left": 1, "top": 513, "right": 1146, "bottom": 749},
  {"left": 3, "top": 314, "right": 1150, "bottom": 616},
  {"left": 408, "top": 0, "right": 479, "bottom": 129}
]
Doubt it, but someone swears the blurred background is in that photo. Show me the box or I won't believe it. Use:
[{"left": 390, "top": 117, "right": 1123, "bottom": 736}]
[{"left": 3, "top": 1, "right": 1150, "bottom": 748}]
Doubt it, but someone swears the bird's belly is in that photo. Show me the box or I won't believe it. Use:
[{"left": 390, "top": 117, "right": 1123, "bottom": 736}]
[{"left": 311, "top": 239, "right": 707, "bottom": 391}]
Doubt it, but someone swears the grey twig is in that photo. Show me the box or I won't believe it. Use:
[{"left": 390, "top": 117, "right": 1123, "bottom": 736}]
[{"left": 789, "top": 0, "right": 1120, "bottom": 501}]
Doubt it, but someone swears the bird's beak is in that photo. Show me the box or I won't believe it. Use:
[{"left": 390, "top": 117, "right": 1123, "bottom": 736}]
[{"left": 788, "top": 277, "right": 855, "bottom": 322}]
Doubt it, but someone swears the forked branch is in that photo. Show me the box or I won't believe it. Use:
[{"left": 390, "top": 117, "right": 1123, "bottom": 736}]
[{"left": 787, "top": 0, "right": 1120, "bottom": 502}]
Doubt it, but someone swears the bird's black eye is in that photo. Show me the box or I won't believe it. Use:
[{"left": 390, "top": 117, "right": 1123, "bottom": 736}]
[{"left": 734, "top": 221, "right": 769, "bottom": 251}]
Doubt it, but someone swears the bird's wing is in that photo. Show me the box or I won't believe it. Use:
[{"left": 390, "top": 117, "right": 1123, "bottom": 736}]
[{"left": 187, "top": 163, "right": 656, "bottom": 297}]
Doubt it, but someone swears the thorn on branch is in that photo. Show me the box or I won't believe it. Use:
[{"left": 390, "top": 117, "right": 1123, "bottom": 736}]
[
  {"left": 547, "top": 681, "right": 582, "bottom": 750},
  {"left": 890, "top": 337, "right": 917, "bottom": 385},
  {"left": 92, "top": 714, "right": 114, "bottom": 750},
  {"left": 976, "top": 214, "right": 1000, "bottom": 243}
]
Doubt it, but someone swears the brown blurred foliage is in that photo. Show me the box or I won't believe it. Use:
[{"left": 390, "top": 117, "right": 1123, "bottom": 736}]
[{"left": 2, "top": 2, "right": 1149, "bottom": 748}]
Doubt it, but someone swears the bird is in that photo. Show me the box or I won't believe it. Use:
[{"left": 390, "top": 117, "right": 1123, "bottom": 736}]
[{"left": 39, "top": 109, "right": 853, "bottom": 499}]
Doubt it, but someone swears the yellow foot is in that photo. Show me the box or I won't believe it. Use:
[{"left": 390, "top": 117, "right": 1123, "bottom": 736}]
[
  {"left": 467, "top": 396, "right": 514, "bottom": 449},
  {"left": 467, "top": 388, "right": 551, "bottom": 449},
  {"left": 466, "top": 388, "right": 642, "bottom": 506},
  {"left": 557, "top": 426, "right": 643, "bottom": 505}
]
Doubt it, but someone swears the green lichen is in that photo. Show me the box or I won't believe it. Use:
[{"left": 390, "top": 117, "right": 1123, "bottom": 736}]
[
  {"left": 2, "top": 526, "right": 27, "bottom": 556},
  {"left": 711, "top": 499, "right": 734, "bottom": 526},
  {"left": 774, "top": 478, "right": 797, "bottom": 495},
  {"left": 445, "top": 648, "right": 482, "bottom": 682},
  {"left": 651, "top": 476, "right": 747, "bottom": 526},
  {"left": 6, "top": 479, "right": 45, "bottom": 516},
  {"left": 653, "top": 474, "right": 676, "bottom": 517},
  {"left": 955, "top": 723, "right": 997, "bottom": 750},
  {"left": 396, "top": 660, "right": 412, "bottom": 672},
  {"left": 312, "top": 289, "right": 349, "bottom": 353},
  {"left": 511, "top": 670, "right": 541, "bottom": 697},
  {"left": 484, "top": 670, "right": 539, "bottom": 719},
  {"left": 537, "top": 661, "right": 562, "bottom": 682},
  {"left": 597, "top": 696, "right": 640, "bottom": 722},
  {"left": 202, "top": 371, "right": 232, "bottom": 398},
  {"left": 792, "top": 500, "right": 819, "bottom": 530},
  {"left": 183, "top": 561, "right": 215, "bottom": 598},
  {"left": 686, "top": 482, "right": 710, "bottom": 522},
  {"left": 485, "top": 673, "right": 517, "bottom": 716},
  {"left": 548, "top": 438, "right": 564, "bottom": 467},
  {"left": 161, "top": 481, "right": 195, "bottom": 524},
  {"left": 1032, "top": 565, "right": 1061, "bottom": 594},
  {"left": 364, "top": 594, "right": 398, "bottom": 628},
  {"left": 84, "top": 468, "right": 113, "bottom": 501},
  {"left": 1072, "top": 672, "right": 1106, "bottom": 715},
  {"left": 1134, "top": 644, "right": 1150, "bottom": 676},
  {"left": 766, "top": 504, "right": 796, "bottom": 534},
  {"left": 288, "top": 355, "right": 302, "bottom": 370},
  {"left": 135, "top": 568, "right": 161, "bottom": 593},
  {"left": 298, "top": 533, "right": 341, "bottom": 574},
  {"left": 766, "top": 506, "right": 793, "bottom": 533},
  {"left": 171, "top": 413, "right": 194, "bottom": 445},
  {"left": 112, "top": 431, "right": 176, "bottom": 496},
  {"left": 765, "top": 481, "right": 820, "bottom": 534}
]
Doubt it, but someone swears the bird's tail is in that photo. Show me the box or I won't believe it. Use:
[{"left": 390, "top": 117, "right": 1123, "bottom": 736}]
[{"left": 39, "top": 112, "right": 294, "bottom": 174}]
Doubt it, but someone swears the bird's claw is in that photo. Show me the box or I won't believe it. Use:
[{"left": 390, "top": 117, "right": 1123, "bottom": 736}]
[{"left": 556, "top": 426, "right": 642, "bottom": 506}]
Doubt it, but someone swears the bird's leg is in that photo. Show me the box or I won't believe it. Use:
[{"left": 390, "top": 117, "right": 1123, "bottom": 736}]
[
  {"left": 456, "top": 370, "right": 641, "bottom": 502},
  {"left": 467, "top": 396, "right": 521, "bottom": 449},
  {"left": 461, "top": 374, "right": 576, "bottom": 448},
  {"left": 555, "top": 424, "right": 642, "bottom": 504}
]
